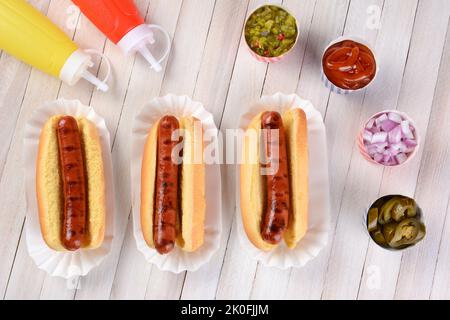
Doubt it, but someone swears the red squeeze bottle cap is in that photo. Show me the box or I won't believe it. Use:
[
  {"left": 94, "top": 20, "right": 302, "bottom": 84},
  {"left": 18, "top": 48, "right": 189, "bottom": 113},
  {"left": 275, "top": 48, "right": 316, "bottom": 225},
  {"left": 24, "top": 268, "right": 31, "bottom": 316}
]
[
  {"left": 117, "top": 24, "right": 171, "bottom": 72},
  {"left": 71, "top": 0, "right": 171, "bottom": 72}
]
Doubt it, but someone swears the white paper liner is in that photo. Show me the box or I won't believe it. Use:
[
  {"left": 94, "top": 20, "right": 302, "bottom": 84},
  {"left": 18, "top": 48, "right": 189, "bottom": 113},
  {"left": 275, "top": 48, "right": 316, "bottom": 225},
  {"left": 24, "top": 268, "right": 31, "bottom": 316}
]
[
  {"left": 23, "top": 99, "right": 115, "bottom": 279},
  {"left": 131, "top": 94, "right": 222, "bottom": 273},
  {"left": 237, "top": 93, "right": 331, "bottom": 269}
]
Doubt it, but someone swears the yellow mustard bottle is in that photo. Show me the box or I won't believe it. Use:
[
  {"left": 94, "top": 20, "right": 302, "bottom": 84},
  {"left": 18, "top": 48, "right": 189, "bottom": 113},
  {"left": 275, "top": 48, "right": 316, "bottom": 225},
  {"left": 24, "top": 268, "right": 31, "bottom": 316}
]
[{"left": 0, "top": 0, "right": 109, "bottom": 91}]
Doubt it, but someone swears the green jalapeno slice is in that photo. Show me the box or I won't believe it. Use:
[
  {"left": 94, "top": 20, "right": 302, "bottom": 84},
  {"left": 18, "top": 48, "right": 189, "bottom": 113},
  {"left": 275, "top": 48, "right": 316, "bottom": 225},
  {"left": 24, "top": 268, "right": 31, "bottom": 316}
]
[
  {"left": 371, "top": 229, "right": 387, "bottom": 247},
  {"left": 367, "top": 208, "right": 379, "bottom": 233},
  {"left": 382, "top": 222, "right": 397, "bottom": 244},
  {"left": 388, "top": 218, "right": 426, "bottom": 248}
]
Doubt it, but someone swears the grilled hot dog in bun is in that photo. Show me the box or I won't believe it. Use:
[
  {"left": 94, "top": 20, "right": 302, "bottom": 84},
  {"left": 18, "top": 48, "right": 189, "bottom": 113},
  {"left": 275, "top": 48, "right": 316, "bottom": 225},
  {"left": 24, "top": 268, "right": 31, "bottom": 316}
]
[
  {"left": 36, "top": 115, "right": 106, "bottom": 252},
  {"left": 140, "top": 115, "right": 206, "bottom": 255},
  {"left": 240, "top": 109, "right": 308, "bottom": 251}
]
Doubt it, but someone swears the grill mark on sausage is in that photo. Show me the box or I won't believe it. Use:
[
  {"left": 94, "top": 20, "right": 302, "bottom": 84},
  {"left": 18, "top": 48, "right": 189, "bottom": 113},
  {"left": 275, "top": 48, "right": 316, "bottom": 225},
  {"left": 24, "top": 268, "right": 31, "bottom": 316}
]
[
  {"left": 260, "top": 111, "right": 291, "bottom": 245},
  {"left": 153, "top": 116, "right": 180, "bottom": 254},
  {"left": 57, "top": 116, "right": 87, "bottom": 251}
]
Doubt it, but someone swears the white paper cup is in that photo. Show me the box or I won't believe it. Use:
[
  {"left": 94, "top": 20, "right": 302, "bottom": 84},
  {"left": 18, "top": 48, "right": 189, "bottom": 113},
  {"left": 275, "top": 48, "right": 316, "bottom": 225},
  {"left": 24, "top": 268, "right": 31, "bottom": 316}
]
[
  {"left": 131, "top": 94, "right": 222, "bottom": 273},
  {"left": 321, "top": 36, "right": 378, "bottom": 94},
  {"left": 23, "top": 99, "right": 115, "bottom": 279},
  {"left": 236, "top": 93, "right": 331, "bottom": 269},
  {"left": 244, "top": 4, "right": 299, "bottom": 63}
]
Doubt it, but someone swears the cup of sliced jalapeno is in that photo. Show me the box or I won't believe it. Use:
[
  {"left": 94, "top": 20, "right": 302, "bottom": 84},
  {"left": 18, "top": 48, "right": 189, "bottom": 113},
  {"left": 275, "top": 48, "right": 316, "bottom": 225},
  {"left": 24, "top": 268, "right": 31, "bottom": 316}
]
[
  {"left": 244, "top": 5, "right": 299, "bottom": 63},
  {"left": 366, "top": 195, "right": 426, "bottom": 250}
]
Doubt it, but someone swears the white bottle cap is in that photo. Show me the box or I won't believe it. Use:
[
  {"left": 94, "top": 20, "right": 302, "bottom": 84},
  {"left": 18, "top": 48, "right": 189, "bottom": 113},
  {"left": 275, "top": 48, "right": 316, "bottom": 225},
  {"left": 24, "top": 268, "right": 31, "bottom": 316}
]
[
  {"left": 138, "top": 45, "right": 162, "bottom": 72},
  {"left": 59, "top": 49, "right": 110, "bottom": 92},
  {"left": 117, "top": 24, "right": 171, "bottom": 72}
]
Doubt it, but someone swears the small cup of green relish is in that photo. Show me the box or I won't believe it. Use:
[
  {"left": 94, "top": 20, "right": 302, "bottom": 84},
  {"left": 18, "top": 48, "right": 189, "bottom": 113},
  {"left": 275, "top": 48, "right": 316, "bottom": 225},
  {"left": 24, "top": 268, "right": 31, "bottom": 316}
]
[{"left": 244, "top": 5, "right": 299, "bottom": 62}]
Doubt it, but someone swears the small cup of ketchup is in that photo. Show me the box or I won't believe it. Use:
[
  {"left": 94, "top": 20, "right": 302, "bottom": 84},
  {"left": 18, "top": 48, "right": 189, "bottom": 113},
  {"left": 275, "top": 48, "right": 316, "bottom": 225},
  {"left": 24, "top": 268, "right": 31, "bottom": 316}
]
[{"left": 321, "top": 36, "right": 378, "bottom": 94}]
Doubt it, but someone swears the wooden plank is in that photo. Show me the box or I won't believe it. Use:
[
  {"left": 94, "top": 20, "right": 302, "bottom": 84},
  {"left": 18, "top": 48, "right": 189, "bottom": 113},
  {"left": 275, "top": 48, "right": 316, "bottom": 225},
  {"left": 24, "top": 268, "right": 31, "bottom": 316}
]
[
  {"left": 285, "top": 0, "right": 378, "bottom": 300},
  {"left": 432, "top": 202, "right": 450, "bottom": 299},
  {"left": 0, "top": 0, "right": 50, "bottom": 178},
  {"left": 216, "top": 0, "right": 316, "bottom": 299},
  {"left": 4, "top": 0, "right": 108, "bottom": 299},
  {"left": 38, "top": 1, "right": 109, "bottom": 300},
  {"left": 295, "top": 0, "right": 351, "bottom": 116},
  {"left": 189, "top": 0, "right": 250, "bottom": 126},
  {"left": 179, "top": 0, "right": 250, "bottom": 300},
  {"left": 321, "top": 0, "right": 419, "bottom": 299},
  {"left": 110, "top": 217, "right": 152, "bottom": 299},
  {"left": 70, "top": 0, "right": 170, "bottom": 300},
  {"left": 108, "top": 0, "right": 214, "bottom": 300},
  {"left": 0, "top": 0, "right": 83, "bottom": 299},
  {"left": 0, "top": 54, "right": 32, "bottom": 177},
  {"left": 395, "top": 17, "right": 450, "bottom": 299},
  {"left": 96, "top": 0, "right": 218, "bottom": 300},
  {"left": 143, "top": 0, "right": 218, "bottom": 300},
  {"left": 107, "top": 0, "right": 183, "bottom": 301},
  {"left": 358, "top": 0, "right": 450, "bottom": 300},
  {"left": 249, "top": 0, "right": 317, "bottom": 300},
  {"left": 213, "top": 0, "right": 282, "bottom": 300}
]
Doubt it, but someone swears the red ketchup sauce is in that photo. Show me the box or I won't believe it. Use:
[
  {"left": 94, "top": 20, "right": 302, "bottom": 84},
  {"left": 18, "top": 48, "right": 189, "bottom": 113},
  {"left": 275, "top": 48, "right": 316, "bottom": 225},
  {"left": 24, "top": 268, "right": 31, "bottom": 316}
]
[{"left": 322, "top": 40, "right": 376, "bottom": 90}]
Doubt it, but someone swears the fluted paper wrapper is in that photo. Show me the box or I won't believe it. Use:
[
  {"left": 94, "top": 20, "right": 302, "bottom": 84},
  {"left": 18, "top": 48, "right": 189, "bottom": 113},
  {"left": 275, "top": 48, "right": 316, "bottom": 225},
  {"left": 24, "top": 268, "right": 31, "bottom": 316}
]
[
  {"left": 131, "top": 94, "right": 222, "bottom": 273},
  {"left": 24, "top": 99, "right": 115, "bottom": 279},
  {"left": 237, "top": 93, "right": 331, "bottom": 269}
]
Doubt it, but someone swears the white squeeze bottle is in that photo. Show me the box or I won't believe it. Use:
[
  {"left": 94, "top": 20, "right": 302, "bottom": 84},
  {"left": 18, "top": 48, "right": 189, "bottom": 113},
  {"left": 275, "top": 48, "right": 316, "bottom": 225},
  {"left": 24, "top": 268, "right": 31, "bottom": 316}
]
[{"left": 0, "top": 0, "right": 110, "bottom": 91}]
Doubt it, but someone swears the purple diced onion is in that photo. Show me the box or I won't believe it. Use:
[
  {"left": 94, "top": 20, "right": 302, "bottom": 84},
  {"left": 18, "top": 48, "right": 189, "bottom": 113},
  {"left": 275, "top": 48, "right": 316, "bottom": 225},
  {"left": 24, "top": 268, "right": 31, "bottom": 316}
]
[
  {"left": 401, "top": 120, "right": 415, "bottom": 139},
  {"left": 396, "top": 153, "right": 408, "bottom": 164},
  {"left": 372, "top": 131, "right": 388, "bottom": 144},
  {"left": 363, "top": 112, "right": 417, "bottom": 166},
  {"left": 388, "top": 112, "right": 403, "bottom": 123},
  {"left": 363, "top": 130, "right": 373, "bottom": 142},
  {"left": 376, "top": 114, "right": 388, "bottom": 127},
  {"left": 381, "top": 119, "right": 399, "bottom": 133}
]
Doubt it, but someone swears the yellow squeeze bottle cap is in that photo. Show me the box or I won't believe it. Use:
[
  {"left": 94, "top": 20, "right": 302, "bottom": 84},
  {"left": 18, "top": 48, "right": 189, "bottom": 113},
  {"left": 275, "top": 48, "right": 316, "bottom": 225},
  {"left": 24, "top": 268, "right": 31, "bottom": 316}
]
[
  {"left": 59, "top": 49, "right": 110, "bottom": 92},
  {"left": 81, "top": 69, "right": 109, "bottom": 92}
]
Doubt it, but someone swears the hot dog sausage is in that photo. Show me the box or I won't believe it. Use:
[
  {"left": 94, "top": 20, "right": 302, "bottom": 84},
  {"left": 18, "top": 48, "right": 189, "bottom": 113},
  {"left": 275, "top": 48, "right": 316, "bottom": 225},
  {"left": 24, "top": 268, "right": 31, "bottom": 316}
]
[
  {"left": 260, "top": 111, "right": 290, "bottom": 244},
  {"left": 57, "top": 116, "right": 87, "bottom": 251},
  {"left": 153, "top": 115, "right": 180, "bottom": 254}
]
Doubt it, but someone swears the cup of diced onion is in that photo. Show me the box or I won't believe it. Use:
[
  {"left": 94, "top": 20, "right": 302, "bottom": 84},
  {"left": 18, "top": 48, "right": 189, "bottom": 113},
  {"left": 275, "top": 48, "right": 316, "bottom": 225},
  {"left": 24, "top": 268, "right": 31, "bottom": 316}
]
[{"left": 358, "top": 110, "right": 419, "bottom": 167}]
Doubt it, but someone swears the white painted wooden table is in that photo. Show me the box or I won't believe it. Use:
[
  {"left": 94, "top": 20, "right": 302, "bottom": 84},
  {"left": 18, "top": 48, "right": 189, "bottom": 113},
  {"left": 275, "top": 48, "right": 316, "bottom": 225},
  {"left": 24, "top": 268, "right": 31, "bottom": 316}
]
[{"left": 1, "top": 0, "right": 449, "bottom": 300}]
